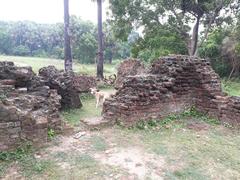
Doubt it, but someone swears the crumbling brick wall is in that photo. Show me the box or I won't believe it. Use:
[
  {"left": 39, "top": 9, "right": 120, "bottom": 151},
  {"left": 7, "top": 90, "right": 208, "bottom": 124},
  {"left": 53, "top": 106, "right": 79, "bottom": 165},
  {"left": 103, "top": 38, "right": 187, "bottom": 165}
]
[
  {"left": 0, "top": 61, "right": 97, "bottom": 150},
  {"left": 115, "top": 59, "right": 146, "bottom": 89},
  {"left": 103, "top": 55, "right": 240, "bottom": 127},
  {"left": 38, "top": 66, "right": 82, "bottom": 109},
  {"left": 0, "top": 62, "right": 62, "bottom": 150}
]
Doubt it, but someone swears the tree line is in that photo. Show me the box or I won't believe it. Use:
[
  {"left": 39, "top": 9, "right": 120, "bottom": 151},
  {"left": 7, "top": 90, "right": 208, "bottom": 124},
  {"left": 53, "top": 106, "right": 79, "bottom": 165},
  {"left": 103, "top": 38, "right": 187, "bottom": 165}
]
[
  {"left": 1, "top": 0, "right": 240, "bottom": 78},
  {"left": 0, "top": 18, "right": 130, "bottom": 64},
  {"left": 109, "top": 0, "right": 240, "bottom": 77}
]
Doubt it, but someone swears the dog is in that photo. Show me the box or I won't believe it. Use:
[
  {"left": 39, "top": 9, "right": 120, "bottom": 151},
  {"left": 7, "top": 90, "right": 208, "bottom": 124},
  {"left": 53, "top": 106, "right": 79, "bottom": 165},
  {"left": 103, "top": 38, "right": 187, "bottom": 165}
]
[{"left": 90, "top": 87, "right": 113, "bottom": 108}]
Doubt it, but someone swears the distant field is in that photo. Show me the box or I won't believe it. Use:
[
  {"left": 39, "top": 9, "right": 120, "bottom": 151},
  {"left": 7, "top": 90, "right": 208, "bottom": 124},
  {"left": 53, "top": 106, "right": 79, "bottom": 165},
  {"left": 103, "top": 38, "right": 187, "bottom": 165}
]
[{"left": 0, "top": 55, "right": 117, "bottom": 76}]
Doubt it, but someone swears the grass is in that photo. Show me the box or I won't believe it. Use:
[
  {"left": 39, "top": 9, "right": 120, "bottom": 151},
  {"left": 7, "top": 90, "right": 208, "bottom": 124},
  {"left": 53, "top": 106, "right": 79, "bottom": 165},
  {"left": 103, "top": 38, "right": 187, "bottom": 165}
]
[
  {"left": 0, "top": 55, "right": 117, "bottom": 76},
  {"left": 1, "top": 55, "right": 240, "bottom": 179},
  {"left": 2, "top": 98, "right": 240, "bottom": 179},
  {"left": 123, "top": 118, "right": 240, "bottom": 179},
  {"left": 222, "top": 79, "right": 240, "bottom": 96},
  {"left": 90, "top": 136, "right": 108, "bottom": 152},
  {"left": 0, "top": 143, "right": 54, "bottom": 179},
  {"left": 61, "top": 93, "right": 102, "bottom": 126},
  {"left": 62, "top": 87, "right": 115, "bottom": 126}
]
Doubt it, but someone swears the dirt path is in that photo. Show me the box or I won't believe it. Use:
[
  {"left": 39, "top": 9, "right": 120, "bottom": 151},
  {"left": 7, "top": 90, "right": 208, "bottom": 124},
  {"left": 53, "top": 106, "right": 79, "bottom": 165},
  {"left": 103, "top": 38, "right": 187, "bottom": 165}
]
[
  {"left": 2, "top": 113, "right": 240, "bottom": 179},
  {"left": 40, "top": 128, "right": 166, "bottom": 180}
]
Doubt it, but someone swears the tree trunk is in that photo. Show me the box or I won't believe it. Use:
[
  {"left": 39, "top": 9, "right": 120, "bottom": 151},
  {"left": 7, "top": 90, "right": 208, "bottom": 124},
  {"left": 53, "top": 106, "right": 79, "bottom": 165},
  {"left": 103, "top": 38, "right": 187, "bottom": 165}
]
[
  {"left": 109, "top": 47, "right": 113, "bottom": 64},
  {"left": 64, "top": 0, "right": 73, "bottom": 72},
  {"left": 190, "top": 16, "right": 201, "bottom": 56},
  {"left": 97, "top": 0, "right": 104, "bottom": 79}
]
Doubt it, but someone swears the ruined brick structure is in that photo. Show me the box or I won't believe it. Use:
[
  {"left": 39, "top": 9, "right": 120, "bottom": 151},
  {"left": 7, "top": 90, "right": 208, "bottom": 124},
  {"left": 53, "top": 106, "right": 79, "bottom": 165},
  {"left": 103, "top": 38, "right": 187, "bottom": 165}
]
[
  {"left": 115, "top": 59, "right": 146, "bottom": 89},
  {"left": 0, "top": 62, "right": 95, "bottom": 150},
  {"left": 103, "top": 55, "right": 240, "bottom": 127},
  {"left": 0, "top": 62, "right": 63, "bottom": 150},
  {"left": 39, "top": 66, "right": 82, "bottom": 109}
]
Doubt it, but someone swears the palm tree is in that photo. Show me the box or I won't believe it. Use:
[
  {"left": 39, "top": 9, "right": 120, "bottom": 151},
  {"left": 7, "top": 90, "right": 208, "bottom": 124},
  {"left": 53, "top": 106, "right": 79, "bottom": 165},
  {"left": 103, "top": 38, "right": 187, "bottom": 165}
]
[
  {"left": 64, "top": 0, "right": 73, "bottom": 72},
  {"left": 92, "top": 0, "right": 104, "bottom": 79}
]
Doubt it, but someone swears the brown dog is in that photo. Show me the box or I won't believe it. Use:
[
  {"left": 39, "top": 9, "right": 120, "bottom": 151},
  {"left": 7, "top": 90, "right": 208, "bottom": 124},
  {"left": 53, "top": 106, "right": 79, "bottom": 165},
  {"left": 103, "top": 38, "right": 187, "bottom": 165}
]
[{"left": 90, "top": 88, "right": 112, "bottom": 108}]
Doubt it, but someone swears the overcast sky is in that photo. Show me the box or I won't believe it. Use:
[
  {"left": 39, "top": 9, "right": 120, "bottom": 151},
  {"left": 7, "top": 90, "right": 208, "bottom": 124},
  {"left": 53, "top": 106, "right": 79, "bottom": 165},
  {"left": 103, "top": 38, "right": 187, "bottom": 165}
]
[{"left": 0, "top": 0, "right": 109, "bottom": 24}]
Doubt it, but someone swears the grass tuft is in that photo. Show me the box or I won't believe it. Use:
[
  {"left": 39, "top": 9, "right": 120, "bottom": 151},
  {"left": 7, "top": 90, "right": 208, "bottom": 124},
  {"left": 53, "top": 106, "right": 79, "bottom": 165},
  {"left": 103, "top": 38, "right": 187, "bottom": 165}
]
[{"left": 131, "top": 107, "right": 220, "bottom": 131}]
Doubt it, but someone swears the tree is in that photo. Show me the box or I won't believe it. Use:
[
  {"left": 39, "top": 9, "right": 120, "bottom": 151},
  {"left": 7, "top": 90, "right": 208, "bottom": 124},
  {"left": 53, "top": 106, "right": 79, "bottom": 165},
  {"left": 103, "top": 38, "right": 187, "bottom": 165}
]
[
  {"left": 92, "top": 0, "right": 104, "bottom": 79},
  {"left": 64, "top": 0, "right": 73, "bottom": 72},
  {"left": 109, "top": 0, "right": 239, "bottom": 56}
]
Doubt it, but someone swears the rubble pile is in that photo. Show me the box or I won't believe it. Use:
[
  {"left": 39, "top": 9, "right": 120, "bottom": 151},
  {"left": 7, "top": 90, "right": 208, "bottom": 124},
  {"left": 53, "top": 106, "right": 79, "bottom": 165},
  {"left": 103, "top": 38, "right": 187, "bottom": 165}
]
[
  {"left": 0, "top": 62, "right": 62, "bottom": 150},
  {"left": 72, "top": 75, "right": 96, "bottom": 93},
  {"left": 103, "top": 55, "right": 240, "bottom": 127},
  {"left": 0, "top": 62, "right": 96, "bottom": 150},
  {"left": 39, "top": 66, "right": 82, "bottom": 109}
]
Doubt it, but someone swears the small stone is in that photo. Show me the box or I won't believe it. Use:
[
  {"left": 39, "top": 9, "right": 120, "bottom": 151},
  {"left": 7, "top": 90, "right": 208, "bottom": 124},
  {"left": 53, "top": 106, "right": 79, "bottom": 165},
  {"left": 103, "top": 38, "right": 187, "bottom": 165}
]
[
  {"left": 105, "top": 149, "right": 111, "bottom": 154},
  {"left": 34, "top": 154, "right": 42, "bottom": 159},
  {"left": 135, "top": 163, "right": 142, "bottom": 167},
  {"left": 73, "top": 132, "right": 86, "bottom": 139}
]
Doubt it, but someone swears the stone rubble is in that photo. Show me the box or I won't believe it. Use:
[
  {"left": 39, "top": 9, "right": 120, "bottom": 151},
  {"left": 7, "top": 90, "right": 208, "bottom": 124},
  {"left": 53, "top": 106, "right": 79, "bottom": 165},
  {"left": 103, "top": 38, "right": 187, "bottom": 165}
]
[
  {"left": 0, "top": 62, "right": 62, "bottom": 150},
  {"left": 38, "top": 66, "right": 82, "bottom": 109},
  {"left": 0, "top": 62, "right": 95, "bottom": 150}
]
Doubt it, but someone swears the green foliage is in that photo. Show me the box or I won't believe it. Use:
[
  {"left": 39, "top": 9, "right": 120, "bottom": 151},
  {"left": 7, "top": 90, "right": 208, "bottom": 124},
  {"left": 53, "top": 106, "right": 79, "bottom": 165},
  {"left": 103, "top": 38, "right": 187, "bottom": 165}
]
[
  {"left": 0, "top": 143, "right": 54, "bottom": 178},
  {"left": 167, "top": 167, "right": 208, "bottom": 180},
  {"left": 132, "top": 107, "right": 220, "bottom": 130},
  {"left": 199, "top": 28, "right": 232, "bottom": 77},
  {"left": 62, "top": 94, "right": 101, "bottom": 126},
  {"left": 0, "top": 18, "right": 131, "bottom": 64},
  {"left": 12, "top": 45, "right": 31, "bottom": 56},
  {"left": 47, "top": 129, "right": 56, "bottom": 139},
  {"left": 132, "top": 26, "right": 188, "bottom": 62},
  {"left": 19, "top": 155, "right": 53, "bottom": 177},
  {"left": 0, "top": 27, "right": 12, "bottom": 54},
  {"left": 109, "top": 0, "right": 237, "bottom": 60},
  {"left": 0, "top": 143, "right": 32, "bottom": 161},
  {"left": 222, "top": 79, "right": 240, "bottom": 96},
  {"left": 0, "top": 92, "right": 6, "bottom": 101}
]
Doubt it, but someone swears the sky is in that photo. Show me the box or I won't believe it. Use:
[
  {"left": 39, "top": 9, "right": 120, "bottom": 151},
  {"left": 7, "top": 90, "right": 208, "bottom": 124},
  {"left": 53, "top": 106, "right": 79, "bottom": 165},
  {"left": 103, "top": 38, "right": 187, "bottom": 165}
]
[{"left": 0, "top": 0, "right": 109, "bottom": 24}]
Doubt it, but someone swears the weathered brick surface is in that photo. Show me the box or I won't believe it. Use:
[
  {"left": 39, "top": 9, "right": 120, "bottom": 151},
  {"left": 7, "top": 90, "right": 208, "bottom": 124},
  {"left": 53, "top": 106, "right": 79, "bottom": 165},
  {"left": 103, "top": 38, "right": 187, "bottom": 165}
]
[
  {"left": 0, "top": 62, "right": 62, "bottom": 150},
  {"left": 38, "top": 66, "right": 82, "bottom": 109},
  {"left": 0, "top": 62, "right": 96, "bottom": 150},
  {"left": 103, "top": 55, "right": 240, "bottom": 127},
  {"left": 115, "top": 59, "right": 146, "bottom": 89}
]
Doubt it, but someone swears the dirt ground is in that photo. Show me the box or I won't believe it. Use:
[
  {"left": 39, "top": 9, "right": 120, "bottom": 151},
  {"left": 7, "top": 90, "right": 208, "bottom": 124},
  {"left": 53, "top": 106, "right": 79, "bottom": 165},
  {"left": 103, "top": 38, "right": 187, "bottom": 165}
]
[
  {"left": 1, "top": 90, "right": 240, "bottom": 180},
  {"left": 2, "top": 119, "right": 240, "bottom": 180}
]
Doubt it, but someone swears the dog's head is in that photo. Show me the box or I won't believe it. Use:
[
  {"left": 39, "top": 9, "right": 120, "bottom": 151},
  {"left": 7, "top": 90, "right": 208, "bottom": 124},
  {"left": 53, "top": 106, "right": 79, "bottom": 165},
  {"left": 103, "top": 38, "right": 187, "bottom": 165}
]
[{"left": 90, "top": 87, "right": 99, "bottom": 95}]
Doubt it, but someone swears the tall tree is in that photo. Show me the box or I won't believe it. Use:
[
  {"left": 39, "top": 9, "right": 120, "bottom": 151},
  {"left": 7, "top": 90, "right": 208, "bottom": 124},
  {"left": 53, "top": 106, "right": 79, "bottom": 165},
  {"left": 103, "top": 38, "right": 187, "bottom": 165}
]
[
  {"left": 109, "top": 0, "right": 239, "bottom": 56},
  {"left": 64, "top": 0, "right": 73, "bottom": 72},
  {"left": 93, "top": 0, "right": 104, "bottom": 79}
]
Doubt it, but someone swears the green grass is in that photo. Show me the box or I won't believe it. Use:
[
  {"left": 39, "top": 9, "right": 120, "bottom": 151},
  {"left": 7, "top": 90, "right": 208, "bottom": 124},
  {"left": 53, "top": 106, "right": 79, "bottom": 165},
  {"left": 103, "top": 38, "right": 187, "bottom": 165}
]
[
  {"left": 61, "top": 94, "right": 102, "bottom": 126},
  {"left": 0, "top": 144, "right": 55, "bottom": 179},
  {"left": 42, "top": 151, "right": 127, "bottom": 180},
  {"left": 0, "top": 55, "right": 117, "bottom": 76},
  {"left": 222, "top": 79, "right": 240, "bottom": 96},
  {"left": 1, "top": 56, "right": 240, "bottom": 179},
  {"left": 90, "top": 136, "right": 108, "bottom": 152},
  {"left": 2, "top": 100, "right": 240, "bottom": 179},
  {"left": 122, "top": 119, "right": 240, "bottom": 179},
  {"left": 62, "top": 88, "right": 115, "bottom": 126}
]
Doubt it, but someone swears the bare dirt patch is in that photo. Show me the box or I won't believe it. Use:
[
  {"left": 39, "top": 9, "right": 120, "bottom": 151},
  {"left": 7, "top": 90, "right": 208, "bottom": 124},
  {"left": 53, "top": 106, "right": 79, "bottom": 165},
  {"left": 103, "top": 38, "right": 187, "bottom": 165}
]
[
  {"left": 94, "top": 147, "right": 165, "bottom": 179},
  {"left": 186, "top": 119, "right": 210, "bottom": 131}
]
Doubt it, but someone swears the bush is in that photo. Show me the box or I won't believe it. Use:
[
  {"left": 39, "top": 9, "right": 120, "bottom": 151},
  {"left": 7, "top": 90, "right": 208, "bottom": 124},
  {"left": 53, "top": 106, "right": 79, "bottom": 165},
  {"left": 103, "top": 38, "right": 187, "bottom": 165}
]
[
  {"left": 32, "top": 49, "right": 48, "bottom": 58},
  {"left": 12, "top": 45, "right": 31, "bottom": 56}
]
